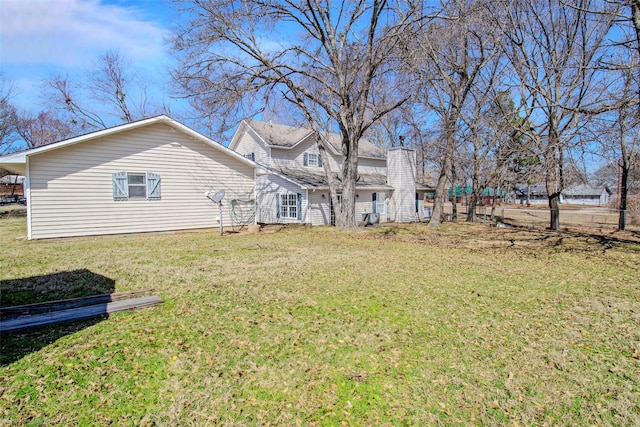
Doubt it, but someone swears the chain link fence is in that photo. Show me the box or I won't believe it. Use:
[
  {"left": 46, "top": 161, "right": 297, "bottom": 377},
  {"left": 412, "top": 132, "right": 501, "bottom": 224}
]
[{"left": 433, "top": 204, "right": 640, "bottom": 232}]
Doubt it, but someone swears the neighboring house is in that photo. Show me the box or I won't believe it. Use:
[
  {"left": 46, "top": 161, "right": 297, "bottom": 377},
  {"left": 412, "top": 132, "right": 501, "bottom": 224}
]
[
  {"left": 515, "top": 183, "right": 549, "bottom": 205},
  {"left": 514, "top": 183, "right": 611, "bottom": 206},
  {"left": 562, "top": 184, "right": 611, "bottom": 206},
  {"left": 0, "top": 175, "right": 25, "bottom": 198},
  {"left": 447, "top": 186, "right": 507, "bottom": 205},
  {"left": 0, "top": 116, "right": 256, "bottom": 239},
  {"left": 229, "top": 120, "right": 432, "bottom": 225}
]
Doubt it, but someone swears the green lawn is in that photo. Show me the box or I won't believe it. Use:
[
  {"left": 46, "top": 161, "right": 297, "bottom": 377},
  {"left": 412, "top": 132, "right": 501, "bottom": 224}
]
[{"left": 1, "top": 216, "right": 639, "bottom": 426}]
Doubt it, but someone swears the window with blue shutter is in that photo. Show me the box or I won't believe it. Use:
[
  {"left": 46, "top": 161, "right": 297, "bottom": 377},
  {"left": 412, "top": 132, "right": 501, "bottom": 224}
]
[
  {"left": 112, "top": 171, "right": 128, "bottom": 201},
  {"left": 278, "top": 193, "right": 300, "bottom": 219},
  {"left": 146, "top": 172, "right": 161, "bottom": 200},
  {"left": 113, "top": 171, "right": 161, "bottom": 201},
  {"left": 304, "top": 152, "right": 321, "bottom": 167}
]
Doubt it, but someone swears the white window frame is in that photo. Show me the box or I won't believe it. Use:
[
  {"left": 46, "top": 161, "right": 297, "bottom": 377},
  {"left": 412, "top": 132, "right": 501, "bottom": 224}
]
[
  {"left": 280, "top": 193, "right": 298, "bottom": 219},
  {"left": 303, "top": 152, "right": 322, "bottom": 168},
  {"left": 127, "top": 173, "right": 147, "bottom": 199},
  {"left": 112, "top": 171, "right": 161, "bottom": 201},
  {"left": 307, "top": 153, "right": 319, "bottom": 167}
]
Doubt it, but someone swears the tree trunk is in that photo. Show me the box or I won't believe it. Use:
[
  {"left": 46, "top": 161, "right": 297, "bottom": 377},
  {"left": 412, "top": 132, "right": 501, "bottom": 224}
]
[
  {"left": 451, "top": 163, "right": 458, "bottom": 222},
  {"left": 429, "top": 127, "right": 456, "bottom": 228},
  {"left": 490, "top": 192, "right": 497, "bottom": 221},
  {"left": 618, "top": 161, "right": 629, "bottom": 231},
  {"left": 334, "top": 132, "right": 359, "bottom": 231},
  {"left": 548, "top": 192, "right": 560, "bottom": 230},
  {"left": 467, "top": 191, "right": 479, "bottom": 222}
]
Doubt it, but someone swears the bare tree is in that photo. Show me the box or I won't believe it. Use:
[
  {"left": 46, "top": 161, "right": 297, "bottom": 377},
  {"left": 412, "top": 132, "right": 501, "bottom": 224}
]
[
  {"left": 594, "top": 66, "right": 640, "bottom": 230},
  {"left": 43, "top": 51, "right": 160, "bottom": 133},
  {"left": 606, "top": 1, "right": 640, "bottom": 230},
  {"left": 15, "top": 111, "right": 79, "bottom": 149},
  {"left": 0, "top": 75, "right": 19, "bottom": 154},
  {"left": 89, "top": 51, "right": 157, "bottom": 123},
  {"left": 44, "top": 76, "right": 107, "bottom": 132},
  {"left": 462, "top": 71, "right": 515, "bottom": 222},
  {"left": 498, "top": 0, "right": 617, "bottom": 230},
  {"left": 407, "top": 0, "right": 499, "bottom": 227},
  {"left": 171, "top": 0, "right": 423, "bottom": 230}
]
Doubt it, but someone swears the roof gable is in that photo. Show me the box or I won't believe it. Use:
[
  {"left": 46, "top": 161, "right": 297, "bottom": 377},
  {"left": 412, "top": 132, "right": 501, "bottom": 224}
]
[
  {"left": 242, "top": 120, "right": 386, "bottom": 160},
  {"left": 1, "top": 116, "right": 257, "bottom": 172}
]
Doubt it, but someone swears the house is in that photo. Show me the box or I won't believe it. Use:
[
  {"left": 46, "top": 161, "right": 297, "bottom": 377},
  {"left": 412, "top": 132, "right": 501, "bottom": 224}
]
[
  {"left": 0, "top": 116, "right": 256, "bottom": 239},
  {"left": 0, "top": 116, "right": 433, "bottom": 239},
  {"left": 0, "top": 175, "right": 25, "bottom": 199},
  {"left": 447, "top": 186, "right": 507, "bottom": 205},
  {"left": 562, "top": 184, "right": 611, "bottom": 206},
  {"left": 515, "top": 183, "right": 549, "bottom": 205},
  {"left": 229, "top": 120, "right": 432, "bottom": 225}
]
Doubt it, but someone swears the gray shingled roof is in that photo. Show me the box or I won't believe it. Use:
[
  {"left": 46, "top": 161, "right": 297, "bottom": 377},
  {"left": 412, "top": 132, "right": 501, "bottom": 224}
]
[
  {"left": 563, "top": 184, "right": 606, "bottom": 197},
  {"left": 247, "top": 120, "right": 386, "bottom": 159},
  {"left": 275, "top": 168, "right": 392, "bottom": 189}
]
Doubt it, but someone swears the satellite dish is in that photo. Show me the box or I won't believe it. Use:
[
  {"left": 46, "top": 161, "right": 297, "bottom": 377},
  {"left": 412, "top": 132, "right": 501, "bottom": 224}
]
[
  {"left": 206, "top": 189, "right": 226, "bottom": 236},
  {"left": 207, "top": 189, "right": 225, "bottom": 204}
]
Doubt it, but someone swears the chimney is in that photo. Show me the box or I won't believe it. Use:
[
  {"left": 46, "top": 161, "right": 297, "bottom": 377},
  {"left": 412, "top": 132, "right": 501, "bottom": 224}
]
[{"left": 387, "top": 147, "right": 416, "bottom": 223}]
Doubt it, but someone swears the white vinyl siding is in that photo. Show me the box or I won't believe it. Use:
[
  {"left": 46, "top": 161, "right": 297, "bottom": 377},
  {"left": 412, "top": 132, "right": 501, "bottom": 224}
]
[
  {"left": 303, "top": 152, "right": 322, "bottom": 167},
  {"left": 27, "top": 123, "right": 255, "bottom": 239},
  {"left": 255, "top": 175, "right": 308, "bottom": 224},
  {"left": 387, "top": 148, "right": 417, "bottom": 223},
  {"left": 112, "top": 171, "right": 161, "bottom": 201},
  {"left": 307, "top": 192, "right": 330, "bottom": 226},
  {"left": 358, "top": 157, "right": 387, "bottom": 175},
  {"left": 268, "top": 137, "right": 385, "bottom": 176},
  {"left": 232, "top": 127, "right": 270, "bottom": 166}
]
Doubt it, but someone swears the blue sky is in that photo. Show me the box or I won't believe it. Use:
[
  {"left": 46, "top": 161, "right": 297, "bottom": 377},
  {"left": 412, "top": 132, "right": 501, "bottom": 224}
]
[{"left": 1, "top": 0, "right": 178, "bottom": 114}]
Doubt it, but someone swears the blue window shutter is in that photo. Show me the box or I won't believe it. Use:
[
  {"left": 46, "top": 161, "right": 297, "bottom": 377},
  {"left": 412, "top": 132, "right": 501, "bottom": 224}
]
[
  {"left": 276, "top": 194, "right": 280, "bottom": 218},
  {"left": 297, "top": 193, "right": 302, "bottom": 220},
  {"left": 146, "top": 172, "right": 161, "bottom": 200},
  {"left": 317, "top": 154, "right": 322, "bottom": 167},
  {"left": 112, "top": 171, "right": 128, "bottom": 200},
  {"left": 303, "top": 152, "right": 308, "bottom": 166}
]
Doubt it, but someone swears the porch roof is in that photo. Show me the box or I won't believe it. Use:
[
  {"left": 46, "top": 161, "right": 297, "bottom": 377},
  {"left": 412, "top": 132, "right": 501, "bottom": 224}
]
[{"left": 275, "top": 168, "right": 393, "bottom": 190}]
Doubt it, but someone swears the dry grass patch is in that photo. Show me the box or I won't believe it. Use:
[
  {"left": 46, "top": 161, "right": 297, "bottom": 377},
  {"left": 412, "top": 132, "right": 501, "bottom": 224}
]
[{"left": 1, "top": 218, "right": 639, "bottom": 425}]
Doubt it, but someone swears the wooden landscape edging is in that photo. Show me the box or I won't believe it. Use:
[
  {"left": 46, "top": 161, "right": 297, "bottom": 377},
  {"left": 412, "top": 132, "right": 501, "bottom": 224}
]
[{"left": 0, "top": 295, "right": 163, "bottom": 334}]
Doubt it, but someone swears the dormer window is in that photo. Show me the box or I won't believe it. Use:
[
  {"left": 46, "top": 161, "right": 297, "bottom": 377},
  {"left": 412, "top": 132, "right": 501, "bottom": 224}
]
[{"left": 303, "top": 152, "right": 322, "bottom": 167}]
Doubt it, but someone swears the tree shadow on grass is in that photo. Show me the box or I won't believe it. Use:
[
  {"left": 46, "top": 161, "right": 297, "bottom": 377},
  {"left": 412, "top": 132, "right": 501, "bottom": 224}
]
[
  {"left": 507, "top": 224, "right": 640, "bottom": 253},
  {"left": 0, "top": 269, "right": 115, "bottom": 366}
]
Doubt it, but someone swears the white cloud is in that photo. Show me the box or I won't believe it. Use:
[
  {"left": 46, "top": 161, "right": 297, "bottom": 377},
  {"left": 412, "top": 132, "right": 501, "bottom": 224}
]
[{"left": 0, "top": 0, "right": 169, "bottom": 68}]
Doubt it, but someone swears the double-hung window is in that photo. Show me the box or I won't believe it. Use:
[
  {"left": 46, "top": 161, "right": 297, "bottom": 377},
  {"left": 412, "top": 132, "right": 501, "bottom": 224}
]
[
  {"left": 276, "top": 193, "right": 302, "bottom": 220},
  {"left": 112, "top": 171, "right": 161, "bottom": 201},
  {"left": 127, "top": 173, "right": 147, "bottom": 198},
  {"left": 303, "top": 152, "right": 322, "bottom": 167}
]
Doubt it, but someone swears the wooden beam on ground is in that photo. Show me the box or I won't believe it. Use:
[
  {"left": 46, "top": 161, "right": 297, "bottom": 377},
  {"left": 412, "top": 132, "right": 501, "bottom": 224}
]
[
  {"left": 0, "top": 289, "right": 154, "bottom": 318},
  {"left": 0, "top": 296, "right": 163, "bottom": 334}
]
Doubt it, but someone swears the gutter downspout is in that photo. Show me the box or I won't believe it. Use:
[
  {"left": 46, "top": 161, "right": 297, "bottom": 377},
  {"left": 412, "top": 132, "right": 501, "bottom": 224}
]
[
  {"left": 306, "top": 189, "right": 310, "bottom": 224},
  {"left": 25, "top": 158, "right": 32, "bottom": 240}
]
